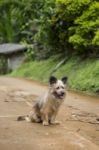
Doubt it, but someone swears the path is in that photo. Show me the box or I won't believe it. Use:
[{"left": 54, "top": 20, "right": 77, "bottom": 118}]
[{"left": 0, "top": 77, "right": 99, "bottom": 150}]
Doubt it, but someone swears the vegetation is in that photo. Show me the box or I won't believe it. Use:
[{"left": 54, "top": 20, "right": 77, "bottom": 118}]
[
  {"left": 0, "top": 0, "right": 99, "bottom": 94},
  {"left": 0, "top": 0, "right": 45, "bottom": 43},
  {"left": 11, "top": 57, "right": 99, "bottom": 95},
  {"left": 0, "top": 0, "right": 99, "bottom": 58},
  {"left": 0, "top": 56, "right": 8, "bottom": 74}
]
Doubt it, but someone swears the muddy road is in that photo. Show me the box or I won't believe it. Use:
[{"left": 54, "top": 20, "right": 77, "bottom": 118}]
[{"left": 0, "top": 77, "right": 99, "bottom": 150}]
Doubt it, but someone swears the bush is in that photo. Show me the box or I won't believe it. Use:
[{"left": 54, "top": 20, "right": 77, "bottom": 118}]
[{"left": 48, "top": 0, "right": 99, "bottom": 56}]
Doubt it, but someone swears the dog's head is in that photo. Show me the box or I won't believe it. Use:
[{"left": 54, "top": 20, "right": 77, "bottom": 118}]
[{"left": 49, "top": 76, "right": 68, "bottom": 99}]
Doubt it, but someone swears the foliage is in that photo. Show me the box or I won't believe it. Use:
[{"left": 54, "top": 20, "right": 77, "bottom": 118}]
[
  {"left": 49, "top": 0, "right": 99, "bottom": 56},
  {"left": 69, "top": 1, "right": 99, "bottom": 54},
  {"left": 0, "top": 56, "right": 8, "bottom": 74},
  {"left": 33, "top": 0, "right": 56, "bottom": 59},
  {"left": 32, "top": 0, "right": 99, "bottom": 57},
  {"left": 0, "top": 0, "right": 44, "bottom": 43},
  {"left": 0, "top": 0, "right": 99, "bottom": 58}
]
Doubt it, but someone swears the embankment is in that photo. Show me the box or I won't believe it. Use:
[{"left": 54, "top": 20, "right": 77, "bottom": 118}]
[{"left": 10, "top": 57, "right": 99, "bottom": 95}]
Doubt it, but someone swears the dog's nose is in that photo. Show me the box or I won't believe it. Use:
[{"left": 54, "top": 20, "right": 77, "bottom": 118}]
[{"left": 61, "top": 92, "right": 65, "bottom": 96}]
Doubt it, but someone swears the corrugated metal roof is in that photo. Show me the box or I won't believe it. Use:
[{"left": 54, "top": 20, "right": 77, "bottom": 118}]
[{"left": 0, "top": 43, "right": 26, "bottom": 54}]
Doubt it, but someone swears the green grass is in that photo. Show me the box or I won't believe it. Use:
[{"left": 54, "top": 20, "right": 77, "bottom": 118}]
[{"left": 10, "top": 57, "right": 99, "bottom": 95}]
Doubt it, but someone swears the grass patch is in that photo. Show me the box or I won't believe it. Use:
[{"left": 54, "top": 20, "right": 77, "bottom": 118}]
[{"left": 11, "top": 57, "right": 99, "bottom": 95}]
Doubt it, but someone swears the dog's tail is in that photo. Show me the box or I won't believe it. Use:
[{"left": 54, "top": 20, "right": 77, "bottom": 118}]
[
  {"left": 17, "top": 115, "right": 31, "bottom": 122},
  {"left": 17, "top": 116, "right": 26, "bottom": 121}
]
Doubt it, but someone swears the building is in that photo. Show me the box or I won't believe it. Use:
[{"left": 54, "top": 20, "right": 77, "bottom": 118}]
[{"left": 0, "top": 43, "right": 26, "bottom": 74}]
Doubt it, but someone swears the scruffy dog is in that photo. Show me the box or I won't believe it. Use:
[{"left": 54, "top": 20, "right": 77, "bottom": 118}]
[{"left": 17, "top": 76, "right": 68, "bottom": 126}]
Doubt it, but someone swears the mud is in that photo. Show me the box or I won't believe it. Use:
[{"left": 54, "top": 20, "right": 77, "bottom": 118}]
[{"left": 0, "top": 77, "right": 99, "bottom": 150}]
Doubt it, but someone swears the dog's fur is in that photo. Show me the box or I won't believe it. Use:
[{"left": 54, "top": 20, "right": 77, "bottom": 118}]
[{"left": 17, "top": 76, "right": 68, "bottom": 126}]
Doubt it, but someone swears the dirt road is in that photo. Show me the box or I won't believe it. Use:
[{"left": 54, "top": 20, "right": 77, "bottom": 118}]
[{"left": 0, "top": 77, "right": 99, "bottom": 150}]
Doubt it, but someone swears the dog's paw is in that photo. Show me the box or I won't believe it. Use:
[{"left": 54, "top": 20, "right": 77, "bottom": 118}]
[
  {"left": 43, "top": 121, "right": 49, "bottom": 126},
  {"left": 51, "top": 120, "right": 61, "bottom": 125}
]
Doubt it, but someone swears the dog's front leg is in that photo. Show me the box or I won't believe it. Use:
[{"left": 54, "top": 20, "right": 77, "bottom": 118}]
[
  {"left": 50, "top": 113, "right": 61, "bottom": 125},
  {"left": 42, "top": 114, "right": 49, "bottom": 126}
]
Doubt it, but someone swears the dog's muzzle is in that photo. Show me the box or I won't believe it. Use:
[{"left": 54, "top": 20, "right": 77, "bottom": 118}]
[{"left": 53, "top": 91, "right": 65, "bottom": 99}]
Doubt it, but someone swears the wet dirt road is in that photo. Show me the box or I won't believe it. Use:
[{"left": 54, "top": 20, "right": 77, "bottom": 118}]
[{"left": 0, "top": 77, "right": 99, "bottom": 150}]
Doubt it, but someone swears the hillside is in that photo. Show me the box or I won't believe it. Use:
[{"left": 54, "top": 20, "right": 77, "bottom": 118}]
[{"left": 11, "top": 57, "right": 99, "bottom": 95}]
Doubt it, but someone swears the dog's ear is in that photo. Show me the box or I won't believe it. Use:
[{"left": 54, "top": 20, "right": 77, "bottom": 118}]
[
  {"left": 61, "top": 76, "right": 68, "bottom": 84},
  {"left": 49, "top": 76, "right": 57, "bottom": 85}
]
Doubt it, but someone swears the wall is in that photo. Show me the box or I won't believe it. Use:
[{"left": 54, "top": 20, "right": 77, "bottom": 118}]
[{"left": 7, "top": 52, "right": 25, "bottom": 71}]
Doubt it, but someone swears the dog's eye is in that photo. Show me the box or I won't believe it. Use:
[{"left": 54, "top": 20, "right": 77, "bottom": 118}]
[
  {"left": 61, "top": 86, "right": 64, "bottom": 89},
  {"left": 56, "top": 87, "right": 59, "bottom": 89}
]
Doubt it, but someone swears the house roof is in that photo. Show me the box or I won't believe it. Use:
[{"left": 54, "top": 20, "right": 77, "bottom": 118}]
[{"left": 0, "top": 43, "right": 26, "bottom": 55}]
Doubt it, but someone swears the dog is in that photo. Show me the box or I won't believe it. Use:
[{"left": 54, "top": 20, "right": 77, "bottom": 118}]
[{"left": 17, "top": 76, "right": 68, "bottom": 126}]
